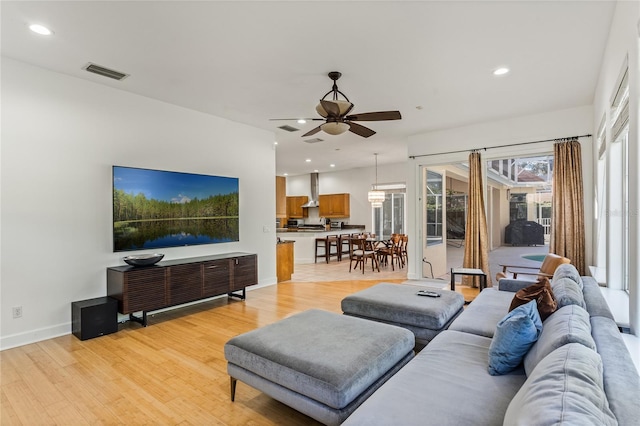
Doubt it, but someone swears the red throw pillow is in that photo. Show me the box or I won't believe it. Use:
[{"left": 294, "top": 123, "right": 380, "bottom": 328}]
[{"left": 509, "top": 278, "right": 558, "bottom": 321}]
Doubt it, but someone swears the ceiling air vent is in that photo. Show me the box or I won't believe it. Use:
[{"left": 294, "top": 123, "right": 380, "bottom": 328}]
[
  {"left": 278, "top": 125, "right": 299, "bottom": 132},
  {"left": 304, "top": 138, "right": 324, "bottom": 144},
  {"left": 82, "top": 63, "right": 129, "bottom": 81}
]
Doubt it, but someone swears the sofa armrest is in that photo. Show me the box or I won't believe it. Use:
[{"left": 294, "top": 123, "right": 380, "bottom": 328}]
[
  {"left": 507, "top": 268, "right": 553, "bottom": 279},
  {"left": 497, "top": 278, "right": 537, "bottom": 292}
]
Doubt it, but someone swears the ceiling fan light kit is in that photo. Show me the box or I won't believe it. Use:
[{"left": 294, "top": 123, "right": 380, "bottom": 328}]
[
  {"left": 320, "top": 122, "right": 350, "bottom": 135},
  {"left": 272, "top": 71, "right": 401, "bottom": 138}
]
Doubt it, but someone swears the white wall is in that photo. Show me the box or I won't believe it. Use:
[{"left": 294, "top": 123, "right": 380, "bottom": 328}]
[
  {"left": 285, "top": 162, "right": 408, "bottom": 228},
  {"left": 406, "top": 105, "right": 594, "bottom": 280},
  {"left": 591, "top": 1, "right": 640, "bottom": 335},
  {"left": 0, "top": 59, "right": 278, "bottom": 349}
]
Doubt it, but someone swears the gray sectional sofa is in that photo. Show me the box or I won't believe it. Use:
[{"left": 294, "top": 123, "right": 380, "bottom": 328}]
[{"left": 343, "top": 265, "right": 640, "bottom": 425}]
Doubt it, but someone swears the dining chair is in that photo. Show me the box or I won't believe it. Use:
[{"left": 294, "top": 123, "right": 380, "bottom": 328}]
[
  {"left": 377, "top": 234, "right": 402, "bottom": 271},
  {"left": 399, "top": 234, "right": 408, "bottom": 266},
  {"left": 349, "top": 237, "right": 380, "bottom": 273}
]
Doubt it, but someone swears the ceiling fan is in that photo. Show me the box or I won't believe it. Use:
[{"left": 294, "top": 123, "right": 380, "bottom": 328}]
[{"left": 271, "top": 71, "right": 401, "bottom": 138}]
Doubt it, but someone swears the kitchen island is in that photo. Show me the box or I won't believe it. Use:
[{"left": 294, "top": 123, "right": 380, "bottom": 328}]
[
  {"left": 276, "top": 240, "right": 294, "bottom": 282},
  {"left": 276, "top": 226, "right": 365, "bottom": 264}
]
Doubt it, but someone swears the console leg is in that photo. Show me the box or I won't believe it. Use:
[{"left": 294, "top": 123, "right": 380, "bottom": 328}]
[
  {"left": 230, "top": 377, "right": 237, "bottom": 402},
  {"left": 129, "top": 311, "right": 148, "bottom": 327},
  {"left": 228, "top": 288, "right": 246, "bottom": 300}
]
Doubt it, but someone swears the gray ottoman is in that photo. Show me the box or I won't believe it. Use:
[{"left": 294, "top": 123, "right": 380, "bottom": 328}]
[
  {"left": 341, "top": 283, "right": 465, "bottom": 347},
  {"left": 224, "top": 309, "right": 414, "bottom": 426}
]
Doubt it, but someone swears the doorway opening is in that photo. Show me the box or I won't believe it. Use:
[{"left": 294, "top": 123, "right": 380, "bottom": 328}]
[{"left": 421, "top": 153, "right": 553, "bottom": 282}]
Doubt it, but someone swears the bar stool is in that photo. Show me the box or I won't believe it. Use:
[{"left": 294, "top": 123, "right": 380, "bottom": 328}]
[
  {"left": 339, "top": 234, "right": 352, "bottom": 260},
  {"left": 315, "top": 236, "right": 340, "bottom": 263}
]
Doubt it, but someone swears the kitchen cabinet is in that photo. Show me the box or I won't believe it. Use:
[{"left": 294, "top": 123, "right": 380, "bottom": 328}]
[
  {"left": 107, "top": 253, "right": 257, "bottom": 326},
  {"left": 319, "top": 193, "right": 350, "bottom": 218},
  {"left": 276, "top": 176, "right": 287, "bottom": 219},
  {"left": 287, "top": 196, "right": 309, "bottom": 218}
]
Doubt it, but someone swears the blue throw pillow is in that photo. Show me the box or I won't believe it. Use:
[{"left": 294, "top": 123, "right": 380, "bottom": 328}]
[{"left": 488, "top": 300, "right": 543, "bottom": 375}]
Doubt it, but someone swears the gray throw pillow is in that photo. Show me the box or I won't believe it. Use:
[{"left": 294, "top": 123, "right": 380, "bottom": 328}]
[
  {"left": 504, "top": 343, "right": 617, "bottom": 426},
  {"left": 524, "top": 304, "right": 595, "bottom": 376},
  {"left": 552, "top": 277, "right": 586, "bottom": 310},
  {"left": 553, "top": 263, "right": 583, "bottom": 289}
]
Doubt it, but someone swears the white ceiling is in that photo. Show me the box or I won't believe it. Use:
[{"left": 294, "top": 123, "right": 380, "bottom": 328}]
[{"left": 1, "top": 1, "right": 615, "bottom": 176}]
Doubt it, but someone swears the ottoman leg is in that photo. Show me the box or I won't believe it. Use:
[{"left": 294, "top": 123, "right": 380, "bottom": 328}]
[{"left": 230, "top": 377, "right": 237, "bottom": 402}]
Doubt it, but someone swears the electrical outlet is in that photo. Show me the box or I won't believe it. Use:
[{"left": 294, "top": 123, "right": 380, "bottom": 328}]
[
  {"left": 12, "top": 306, "right": 22, "bottom": 319},
  {"left": 263, "top": 225, "right": 270, "bottom": 233}
]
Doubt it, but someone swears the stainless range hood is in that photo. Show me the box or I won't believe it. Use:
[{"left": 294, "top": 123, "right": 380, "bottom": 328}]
[{"left": 300, "top": 173, "right": 320, "bottom": 208}]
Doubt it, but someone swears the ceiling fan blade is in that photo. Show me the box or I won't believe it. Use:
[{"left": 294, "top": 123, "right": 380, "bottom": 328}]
[
  {"left": 269, "top": 118, "right": 324, "bottom": 121},
  {"left": 319, "top": 100, "right": 343, "bottom": 117},
  {"left": 316, "top": 100, "right": 354, "bottom": 118},
  {"left": 345, "top": 111, "right": 402, "bottom": 121},
  {"left": 302, "top": 126, "right": 322, "bottom": 137},
  {"left": 347, "top": 121, "right": 376, "bottom": 138}
]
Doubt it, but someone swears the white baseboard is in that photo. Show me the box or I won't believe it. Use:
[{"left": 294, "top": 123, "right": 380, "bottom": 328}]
[
  {"left": 1, "top": 280, "right": 278, "bottom": 351},
  {"left": 1, "top": 322, "right": 70, "bottom": 351}
]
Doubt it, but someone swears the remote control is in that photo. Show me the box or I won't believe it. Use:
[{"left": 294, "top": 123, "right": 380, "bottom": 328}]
[{"left": 417, "top": 291, "right": 441, "bottom": 298}]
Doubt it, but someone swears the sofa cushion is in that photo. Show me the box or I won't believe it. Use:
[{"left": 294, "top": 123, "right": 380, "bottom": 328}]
[
  {"left": 342, "top": 330, "right": 527, "bottom": 426},
  {"left": 449, "top": 288, "right": 514, "bottom": 337},
  {"left": 504, "top": 343, "right": 617, "bottom": 426},
  {"left": 553, "top": 263, "right": 583, "bottom": 289},
  {"left": 591, "top": 316, "right": 640, "bottom": 425},
  {"left": 488, "top": 301, "right": 542, "bottom": 375},
  {"left": 552, "top": 277, "right": 586, "bottom": 310},
  {"left": 509, "top": 278, "right": 557, "bottom": 321},
  {"left": 524, "top": 304, "right": 596, "bottom": 376},
  {"left": 582, "top": 277, "right": 616, "bottom": 320}
]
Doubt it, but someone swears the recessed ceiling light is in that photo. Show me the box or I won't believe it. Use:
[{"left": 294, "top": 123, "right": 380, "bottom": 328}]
[
  {"left": 29, "top": 24, "right": 53, "bottom": 36},
  {"left": 305, "top": 159, "right": 311, "bottom": 163},
  {"left": 330, "top": 164, "right": 336, "bottom": 168},
  {"left": 493, "top": 67, "right": 510, "bottom": 76},
  {"left": 274, "top": 141, "right": 278, "bottom": 145},
  {"left": 283, "top": 173, "right": 289, "bottom": 176},
  {"left": 297, "top": 119, "right": 307, "bottom": 124},
  {"left": 314, "top": 169, "right": 319, "bottom": 173}
]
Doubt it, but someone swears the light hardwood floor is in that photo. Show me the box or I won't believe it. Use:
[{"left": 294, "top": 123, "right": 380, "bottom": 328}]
[{"left": 1, "top": 279, "right": 478, "bottom": 425}]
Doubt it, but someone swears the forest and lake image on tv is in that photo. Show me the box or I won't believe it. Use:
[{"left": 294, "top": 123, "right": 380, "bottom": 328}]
[{"left": 113, "top": 166, "right": 239, "bottom": 252}]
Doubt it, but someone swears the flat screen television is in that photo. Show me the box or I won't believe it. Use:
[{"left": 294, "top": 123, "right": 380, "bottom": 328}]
[{"left": 112, "top": 166, "right": 239, "bottom": 252}]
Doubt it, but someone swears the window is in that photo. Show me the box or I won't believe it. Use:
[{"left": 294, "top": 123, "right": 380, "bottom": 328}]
[
  {"left": 595, "top": 115, "right": 607, "bottom": 269},
  {"left": 373, "top": 185, "right": 405, "bottom": 240},
  {"left": 608, "top": 60, "right": 629, "bottom": 292},
  {"left": 425, "top": 171, "right": 443, "bottom": 246}
]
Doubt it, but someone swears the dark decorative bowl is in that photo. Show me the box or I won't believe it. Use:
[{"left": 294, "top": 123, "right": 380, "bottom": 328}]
[{"left": 123, "top": 253, "right": 164, "bottom": 267}]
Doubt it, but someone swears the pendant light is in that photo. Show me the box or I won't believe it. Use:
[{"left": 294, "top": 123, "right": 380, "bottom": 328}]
[{"left": 368, "top": 153, "right": 385, "bottom": 208}]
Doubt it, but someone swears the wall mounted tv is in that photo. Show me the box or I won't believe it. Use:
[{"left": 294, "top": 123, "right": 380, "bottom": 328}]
[{"left": 113, "top": 166, "right": 239, "bottom": 252}]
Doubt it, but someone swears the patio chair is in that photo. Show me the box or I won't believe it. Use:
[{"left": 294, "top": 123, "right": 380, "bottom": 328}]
[{"left": 495, "top": 253, "right": 570, "bottom": 282}]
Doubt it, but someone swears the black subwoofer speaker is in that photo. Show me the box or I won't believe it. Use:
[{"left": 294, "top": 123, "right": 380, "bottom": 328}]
[{"left": 72, "top": 297, "right": 118, "bottom": 341}]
